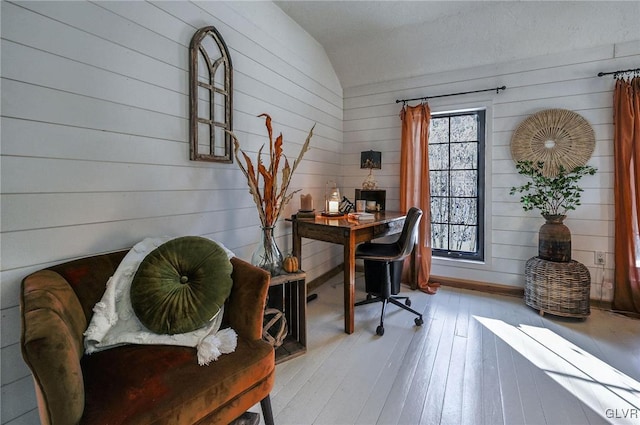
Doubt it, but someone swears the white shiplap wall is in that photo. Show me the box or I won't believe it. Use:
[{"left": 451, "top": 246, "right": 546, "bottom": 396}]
[
  {"left": 343, "top": 40, "right": 640, "bottom": 300},
  {"left": 0, "top": 1, "right": 343, "bottom": 422}
]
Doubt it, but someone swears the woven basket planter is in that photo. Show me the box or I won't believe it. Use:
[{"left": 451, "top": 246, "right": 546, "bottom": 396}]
[{"left": 524, "top": 257, "right": 591, "bottom": 318}]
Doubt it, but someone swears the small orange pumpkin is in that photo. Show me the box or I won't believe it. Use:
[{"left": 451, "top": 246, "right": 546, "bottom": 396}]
[{"left": 283, "top": 254, "right": 299, "bottom": 273}]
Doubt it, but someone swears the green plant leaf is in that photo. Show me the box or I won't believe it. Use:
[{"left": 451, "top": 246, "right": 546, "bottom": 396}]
[{"left": 509, "top": 160, "right": 597, "bottom": 216}]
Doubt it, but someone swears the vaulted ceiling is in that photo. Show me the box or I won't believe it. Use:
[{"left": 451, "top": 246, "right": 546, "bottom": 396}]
[{"left": 275, "top": 1, "right": 640, "bottom": 89}]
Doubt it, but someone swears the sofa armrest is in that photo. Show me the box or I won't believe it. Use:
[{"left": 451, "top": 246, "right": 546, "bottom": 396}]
[
  {"left": 21, "top": 270, "right": 88, "bottom": 425},
  {"left": 227, "top": 257, "right": 270, "bottom": 340}
]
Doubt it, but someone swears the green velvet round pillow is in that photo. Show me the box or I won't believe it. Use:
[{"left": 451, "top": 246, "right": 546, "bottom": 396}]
[{"left": 130, "top": 236, "right": 233, "bottom": 335}]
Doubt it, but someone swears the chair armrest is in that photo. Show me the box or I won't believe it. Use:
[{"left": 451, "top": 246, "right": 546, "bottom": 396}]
[{"left": 226, "top": 257, "right": 270, "bottom": 340}]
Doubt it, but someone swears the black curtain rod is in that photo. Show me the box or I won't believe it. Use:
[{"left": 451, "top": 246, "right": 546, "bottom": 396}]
[
  {"left": 597, "top": 67, "right": 640, "bottom": 77},
  {"left": 396, "top": 85, "right": 506, "bottom": 104}
]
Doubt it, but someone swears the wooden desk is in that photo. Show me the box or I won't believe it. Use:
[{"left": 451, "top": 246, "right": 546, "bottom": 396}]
[{"left": 292, "top": 211, "right": 411, "bottom": 334}]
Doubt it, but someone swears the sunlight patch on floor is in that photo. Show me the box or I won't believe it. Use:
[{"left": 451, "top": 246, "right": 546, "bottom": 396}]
[{"left": 475, "top": 316, "right": 640, "bottom": 424}]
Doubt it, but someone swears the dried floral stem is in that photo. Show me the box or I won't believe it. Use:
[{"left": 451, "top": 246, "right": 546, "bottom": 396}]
[{"left": 229, "top": 114, "right": 314, "bottom": 228}]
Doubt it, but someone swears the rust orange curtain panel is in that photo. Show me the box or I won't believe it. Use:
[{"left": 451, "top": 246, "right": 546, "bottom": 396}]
[
  {"left": 612, "top": 76, "right": 640, "bottom": 315},
  {"left": 400, "top": 104, "right": 437, "bottom": 294}
]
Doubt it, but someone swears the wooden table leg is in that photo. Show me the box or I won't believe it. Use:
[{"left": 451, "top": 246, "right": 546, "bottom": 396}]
[
  {"left": 343, "top": 230, "right": 356, "bottom": 334},
  {"left": 292, "top": 220, "right": 302, "bottom": 268}
]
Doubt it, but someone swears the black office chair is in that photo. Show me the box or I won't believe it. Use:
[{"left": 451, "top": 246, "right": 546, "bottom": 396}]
[{"left": 355, "top": 207, "right": 424, "bottom": 336}]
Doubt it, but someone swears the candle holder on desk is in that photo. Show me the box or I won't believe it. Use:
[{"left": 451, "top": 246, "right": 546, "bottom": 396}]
[
  {"left": 296, "top": 193, "right": 316, "bottom": 220},
  {"left": 322, "top": 181, "right": 343, "bottom": 217}
]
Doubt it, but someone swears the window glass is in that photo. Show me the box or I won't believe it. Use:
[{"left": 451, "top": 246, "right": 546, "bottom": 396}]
[{"left": 429, "top": 110, "right": 485, "bottom": 260}]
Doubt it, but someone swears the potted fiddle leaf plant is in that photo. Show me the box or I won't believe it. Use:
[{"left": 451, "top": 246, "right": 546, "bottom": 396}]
[{"left": 509, "top": 160, "right": 596, "bottom": 262}]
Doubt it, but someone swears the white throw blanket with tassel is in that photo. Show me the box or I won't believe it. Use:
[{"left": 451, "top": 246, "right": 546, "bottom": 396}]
[{"left": 84, "top": 236, "right": 237, "bottom": 365}]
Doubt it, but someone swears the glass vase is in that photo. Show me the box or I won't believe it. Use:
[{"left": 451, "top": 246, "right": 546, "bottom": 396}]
[{"left": 251, "top": 226, "right": 283, "bottom": 276}]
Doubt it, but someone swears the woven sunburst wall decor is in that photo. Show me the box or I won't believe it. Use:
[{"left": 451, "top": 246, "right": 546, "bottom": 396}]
[{"left": 510, "top": 108, "right": 595, "bottom": 177}]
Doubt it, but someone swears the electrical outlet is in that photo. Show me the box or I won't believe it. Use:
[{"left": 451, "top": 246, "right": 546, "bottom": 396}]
[{"left": 595, "top": 251, "right": 606, "bottom": 265}]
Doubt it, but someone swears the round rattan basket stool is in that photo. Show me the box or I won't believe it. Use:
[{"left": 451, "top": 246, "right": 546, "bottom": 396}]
[{"left": 524, "top": 257, "right": 591, "bottom": 318}]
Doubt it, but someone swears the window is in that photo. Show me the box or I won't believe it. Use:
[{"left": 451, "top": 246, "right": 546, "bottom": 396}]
[{"left": 429, "top": 109, "right": 485, "bottom": 261}]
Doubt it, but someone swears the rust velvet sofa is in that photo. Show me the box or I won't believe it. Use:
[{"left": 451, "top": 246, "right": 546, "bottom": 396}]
[{"left": 20, "top": 249, "right": 275, "bottom": 425}]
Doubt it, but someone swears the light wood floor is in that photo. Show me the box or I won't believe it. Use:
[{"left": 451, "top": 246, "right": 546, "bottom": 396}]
[{"left": 252, "top": 273, "right": 640, "bottom": 425}]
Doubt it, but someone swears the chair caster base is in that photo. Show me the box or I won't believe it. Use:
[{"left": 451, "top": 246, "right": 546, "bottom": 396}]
[
  {"left": 415, "top": 317, "right": 423, "bottom": 326},
  {"left": 376, "top": 325, "right": 385, "bottom": 336},
  {"left": 405, "top": 299, "right": 411, "bottom": 307}
]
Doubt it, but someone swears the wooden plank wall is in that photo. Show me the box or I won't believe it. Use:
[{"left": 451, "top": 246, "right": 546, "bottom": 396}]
[
  {"left": 343, "top": 40, "right": 640, "bottom": 299},
  {"left": 0, "top": 1, "right": 343, "bottom": 422}
]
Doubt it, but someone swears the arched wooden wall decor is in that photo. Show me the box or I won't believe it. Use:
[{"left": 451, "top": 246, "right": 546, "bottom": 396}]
[{"left": 189, "top": 26, "right": 233, "bottom": 162}]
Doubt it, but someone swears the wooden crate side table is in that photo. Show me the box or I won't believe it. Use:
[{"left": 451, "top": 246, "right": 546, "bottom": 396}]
[
  {"left": 266, "top": 271, "right": 307, "bottom": 363},
  {"left": 524, "top": 257, "right": 591, "bottom": 318}
]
